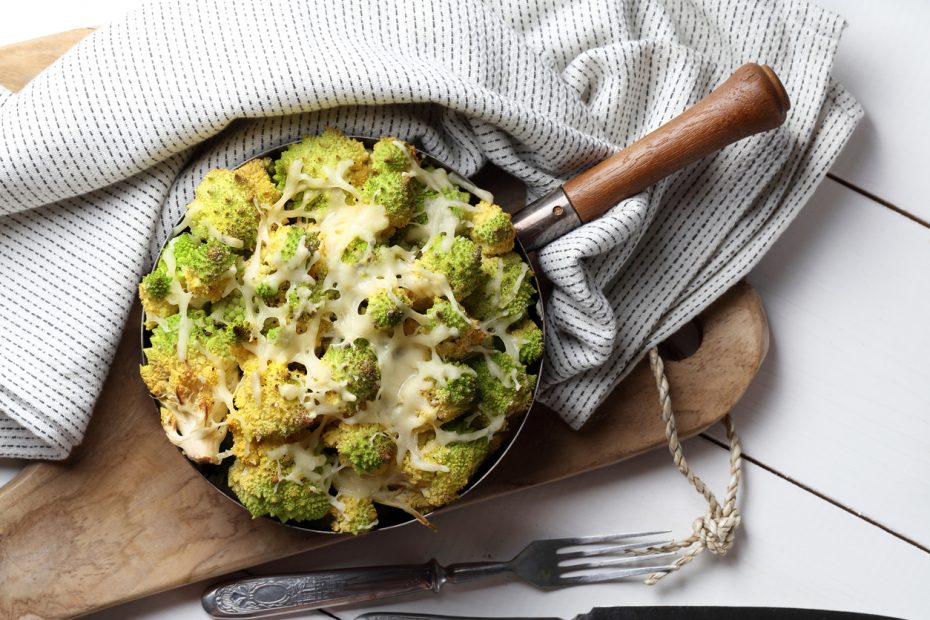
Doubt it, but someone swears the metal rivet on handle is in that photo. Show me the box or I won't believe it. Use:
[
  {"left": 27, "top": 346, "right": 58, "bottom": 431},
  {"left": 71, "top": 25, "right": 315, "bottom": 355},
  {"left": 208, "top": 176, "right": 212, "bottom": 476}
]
[{"left": 512, "top": 187, "right": 582, "bottom": 252}]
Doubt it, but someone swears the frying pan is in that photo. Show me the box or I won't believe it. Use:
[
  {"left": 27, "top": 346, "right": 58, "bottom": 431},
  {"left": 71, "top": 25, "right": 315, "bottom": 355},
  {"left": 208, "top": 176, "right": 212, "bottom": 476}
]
[{"left": 143, "top": 63, "right": 790, "bottom": 533}]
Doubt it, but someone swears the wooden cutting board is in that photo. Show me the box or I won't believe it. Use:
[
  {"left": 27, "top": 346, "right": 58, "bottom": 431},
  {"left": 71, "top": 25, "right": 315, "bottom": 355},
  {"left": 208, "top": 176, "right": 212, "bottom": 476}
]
[{"left": 0, "top": 30, "right": 770, "bottom": 620}]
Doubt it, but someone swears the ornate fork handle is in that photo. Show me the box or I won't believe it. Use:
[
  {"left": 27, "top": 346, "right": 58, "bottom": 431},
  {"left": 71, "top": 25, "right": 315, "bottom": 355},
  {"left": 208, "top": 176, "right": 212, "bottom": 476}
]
[{"left": 202, "top": 560, "right": 511, "bottom": 618}]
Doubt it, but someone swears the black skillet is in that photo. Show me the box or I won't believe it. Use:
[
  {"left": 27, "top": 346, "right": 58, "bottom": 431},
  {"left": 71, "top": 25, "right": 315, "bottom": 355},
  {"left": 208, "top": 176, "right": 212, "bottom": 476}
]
[{"left": 143, "top": 63, "right": 790, "bottom": 533}]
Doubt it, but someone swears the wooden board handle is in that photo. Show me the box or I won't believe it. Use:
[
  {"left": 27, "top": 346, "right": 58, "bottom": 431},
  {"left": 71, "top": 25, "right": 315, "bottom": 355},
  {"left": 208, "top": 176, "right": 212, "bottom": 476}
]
[{"left": 563, "top": 63, "right": 790, "bottom": 223}]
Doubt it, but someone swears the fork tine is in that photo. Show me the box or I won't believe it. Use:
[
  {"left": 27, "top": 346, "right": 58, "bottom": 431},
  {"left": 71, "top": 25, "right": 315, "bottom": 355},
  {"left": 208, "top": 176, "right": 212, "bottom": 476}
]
[
  {"left": 547, "top": 531, "right": 671, "bottom": 547},
  {"left": 555, "top": 564, "right": 679, "bottom": 585},
  {"left": 556, "top": 539, "right": 671, "bottom": 559},
  {"left": 559, "top": 551, "right": 679, "bottom": 570}
]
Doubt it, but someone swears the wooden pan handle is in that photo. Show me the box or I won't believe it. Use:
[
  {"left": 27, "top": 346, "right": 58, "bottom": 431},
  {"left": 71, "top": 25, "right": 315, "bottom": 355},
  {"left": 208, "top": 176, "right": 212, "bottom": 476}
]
[{"left": 563, "top": 63, "right": 790, "bottom": 223}]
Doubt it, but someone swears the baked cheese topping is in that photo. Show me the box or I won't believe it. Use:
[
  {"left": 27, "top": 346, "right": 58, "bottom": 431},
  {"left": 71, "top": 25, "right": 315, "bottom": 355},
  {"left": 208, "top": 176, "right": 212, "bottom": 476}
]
[{"left": 140, "top": 132, "right": 542, "bottom": 532}]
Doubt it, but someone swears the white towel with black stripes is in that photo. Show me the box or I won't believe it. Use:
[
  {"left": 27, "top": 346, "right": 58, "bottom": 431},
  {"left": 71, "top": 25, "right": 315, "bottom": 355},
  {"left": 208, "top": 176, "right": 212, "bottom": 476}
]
[{"left": 0, "top": 0, "right": 861, "bottom": 459}]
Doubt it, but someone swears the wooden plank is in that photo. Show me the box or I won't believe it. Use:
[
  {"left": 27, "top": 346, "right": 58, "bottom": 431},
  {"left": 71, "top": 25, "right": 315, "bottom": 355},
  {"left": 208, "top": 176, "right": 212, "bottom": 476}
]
[
  {"left": 709, "top": 178, "right": 930, "bottom": 547},
  {"left": 0, "top": 28, "right": 94, "bottom": 91},
  {"left": 813, "top": 0, "right": 930, "bottom": 220},
  {"left": 0, "top": 283, "right": 765, "bottom": 620},
  {"left": 0, "top": 30, "right": 768, "bottom": 619}
]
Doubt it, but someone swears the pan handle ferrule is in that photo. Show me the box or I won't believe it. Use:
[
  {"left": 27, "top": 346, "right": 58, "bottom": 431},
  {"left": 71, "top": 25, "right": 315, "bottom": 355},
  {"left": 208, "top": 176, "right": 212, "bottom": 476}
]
[{"left": 512, "top": 187, "right": 582, "bottom": 252}]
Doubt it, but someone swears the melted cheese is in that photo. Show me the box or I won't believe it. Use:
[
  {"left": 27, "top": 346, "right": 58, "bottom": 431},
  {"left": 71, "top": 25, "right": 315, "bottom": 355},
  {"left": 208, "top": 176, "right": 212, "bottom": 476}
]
[
  {"left": 448, "top": 171, "right": 494, "bottom": 204},
  {"left": 159, "top": 238, "right": 195, "bottom": 361},
  {"left": 156, "top": 339, "right": 233, "bottom": 464},
  {"left": 151, "top": 143, "right": 538, "bottom": 511}
]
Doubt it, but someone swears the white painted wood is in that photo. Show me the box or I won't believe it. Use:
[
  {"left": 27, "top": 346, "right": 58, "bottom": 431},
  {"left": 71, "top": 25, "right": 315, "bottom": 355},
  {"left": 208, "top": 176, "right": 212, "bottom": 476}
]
[
  {"left": 79, "top": 440, "right": 929, "bottom": 620},
  {"left": 708, "top": 177, "right": 930, "bottom": 547},
  {"left": 812, "top": 0, "right": 930, "bottom": 219}
]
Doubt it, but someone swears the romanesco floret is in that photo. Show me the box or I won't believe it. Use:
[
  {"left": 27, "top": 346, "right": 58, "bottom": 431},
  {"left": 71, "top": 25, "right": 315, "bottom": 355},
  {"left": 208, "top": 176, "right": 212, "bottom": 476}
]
[
  {"left": 254, "top": 280, "right": 286, "bottom": 306},
  {"left": 444, "top": 185, "right": 472, "bottom": 207},
  {"left": 409, "top": 180, "right": 433, "bottom": 226},
  {"left": 233, "top": 157, "right": 281, "bottom": 205},
  {"left": 213, "top": 290, "right": 251, "bottom": 341},
  {"left": 331, "top": 494, "right": 378, "bottom": 534},
  {"left": 424, "top": 298, "right": 486, "bottom": 360},
  {"left": 141, "top": 346, "right": 225, "bottom": 423},
  {"left": 402, "top": 438, "right": 489, "bottom": 509},
  {"left": 139, "top": 259, "right": 177, "bottom": 326},
  {"left": 467, "top": 201, "right": 515, "bottom": 256},
  {"left": 509, "top": 318, "right": 544, "bottom": 365},
  {"left": 287, "top": 282, "right": 336, "bottom": 320},
  {"left": 417, "top": 235, "right": 483, "bottom": 300},
  {"left": 363, "top": 138, "right": 417, "bottom": 228},
  {"left": 231, "top": 357, "right": 313, "bottom": 442},
  {"left": 273, "top": 129, "right": 370, "bottom": 207},
  {"left": 323, "top": 422, "right": 396, "bottom": 474},
  {"left": 228, "top": 435, "right": 332, "bottom": 523},
  {"left": 425, "top": 363, "right": 478, "bottom": 422},
  {"left": 254, "top": 225, "right": 323, "bottom": 306},
  {"left": 141, "top": 311, "right": 237, "bottom": 463},
  {"left": 364, "top": 170, "right": 414, "bottom": 229},
  {"left": 142, "top": 260, "right": 171, "bottom": 298},
  {"left": 464, "top": 252, "right": 536, "bottom": 322},
  {"left": 367, "top": 287, "right": 411, "bottom": 331},
  {"left": 264, "top": 325, "right": 284, "bottom": 345},
  {"left": 172, "top": 233, "right": 237, "bottom": 301},
  {"left": 469, "top": 351, "right": 536, "bottom": 418},
  {"left": 409, "top": 180, "right": 472, "bottom": 227},
  {"left": 146, "top": 309, "right": 235, "bottom": 356},
  {"left": 321, "top": 339, "right": 381, "bottom": 411},
  {"left": 268, "top": 224, "right": 321, "bottom": 263},
  {"left": 370, "top": 138, "right": 415, "bottom": 173},
  {"left": 341, "top": 237, "right": 370, "bottom": 264},
  {"left": 188, "top": 159, "right": 277, "bottom": 251}
]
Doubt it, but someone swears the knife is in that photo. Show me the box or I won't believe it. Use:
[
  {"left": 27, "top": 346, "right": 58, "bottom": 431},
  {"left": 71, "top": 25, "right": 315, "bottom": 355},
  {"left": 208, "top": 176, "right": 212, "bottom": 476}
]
[{"left": 356, "top": 608, "right": 903, "bottom": 620}]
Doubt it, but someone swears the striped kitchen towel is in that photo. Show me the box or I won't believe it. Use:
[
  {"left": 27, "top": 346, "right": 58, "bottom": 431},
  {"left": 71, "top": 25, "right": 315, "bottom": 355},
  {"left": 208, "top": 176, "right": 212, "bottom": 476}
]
[{"left": 0, "top": 0, "right": 861, "bottom": 459}]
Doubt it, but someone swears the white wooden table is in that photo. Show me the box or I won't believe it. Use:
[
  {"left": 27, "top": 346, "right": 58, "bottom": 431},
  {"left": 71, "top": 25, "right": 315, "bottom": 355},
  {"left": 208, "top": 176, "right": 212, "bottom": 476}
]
[{"left": 2, "top": 1, "right": 928, "bottom": 618}]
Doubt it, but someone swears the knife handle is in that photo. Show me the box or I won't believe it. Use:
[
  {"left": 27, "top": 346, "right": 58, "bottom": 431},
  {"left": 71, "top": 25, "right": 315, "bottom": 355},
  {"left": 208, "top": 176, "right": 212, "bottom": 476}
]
[
  {"left": 562, "top": 63, "right": 790, "bottom": 223},
  {"left": 356, "top": 608, "right": 902, "bottom": 620},
  {"left": 356, "top": 615, "right": 559, "bottom": 620}
]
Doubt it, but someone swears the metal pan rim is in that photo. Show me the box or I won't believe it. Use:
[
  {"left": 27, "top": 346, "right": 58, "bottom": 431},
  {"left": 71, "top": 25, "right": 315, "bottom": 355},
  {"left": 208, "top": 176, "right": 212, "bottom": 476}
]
[{"left": 140, "top": 135, "right": 545, "bottom": 534}]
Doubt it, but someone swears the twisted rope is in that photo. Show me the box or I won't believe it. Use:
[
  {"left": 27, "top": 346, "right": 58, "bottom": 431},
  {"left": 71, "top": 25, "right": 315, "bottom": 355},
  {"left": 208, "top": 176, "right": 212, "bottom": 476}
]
[{"left": 640, "top": 348, "right": 743, "bottom": 585}]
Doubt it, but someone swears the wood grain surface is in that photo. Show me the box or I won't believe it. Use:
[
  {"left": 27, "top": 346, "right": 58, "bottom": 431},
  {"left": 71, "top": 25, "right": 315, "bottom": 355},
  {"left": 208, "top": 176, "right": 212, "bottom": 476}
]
[
  {"left": 0, "top": 28, "right": 94, "bottom": 91},
  {"left": 0, "top": 30, "right": 769, "bottom": 620},
  {"left": 563, "top": 63, "right": 790, "bottom": 222}
]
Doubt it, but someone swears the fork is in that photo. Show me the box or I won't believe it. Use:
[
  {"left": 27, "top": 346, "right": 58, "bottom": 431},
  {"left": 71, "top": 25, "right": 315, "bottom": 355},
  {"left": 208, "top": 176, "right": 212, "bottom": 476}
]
[{"left": 202, "top": 531, "right": 678, "bottom": 618}]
